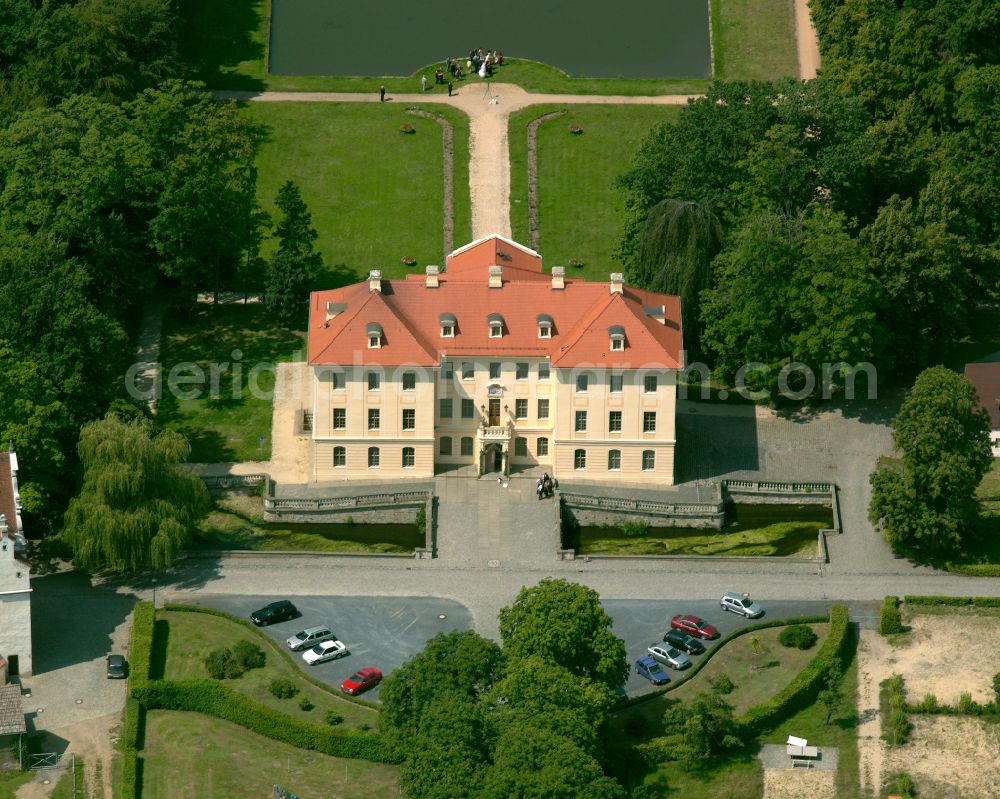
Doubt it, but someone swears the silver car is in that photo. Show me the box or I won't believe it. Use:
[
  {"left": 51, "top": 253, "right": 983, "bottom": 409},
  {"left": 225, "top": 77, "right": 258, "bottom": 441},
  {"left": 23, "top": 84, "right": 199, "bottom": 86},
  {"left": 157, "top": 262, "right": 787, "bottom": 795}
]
[
  {"left": 286, "top": 626, "right": 335, "bottom": 651},
  {"left": 721, "top": 592, "right": 765, "bottom": 618},
  {"left": 646, "top": 644, "right": 692, "bottom": 670}
]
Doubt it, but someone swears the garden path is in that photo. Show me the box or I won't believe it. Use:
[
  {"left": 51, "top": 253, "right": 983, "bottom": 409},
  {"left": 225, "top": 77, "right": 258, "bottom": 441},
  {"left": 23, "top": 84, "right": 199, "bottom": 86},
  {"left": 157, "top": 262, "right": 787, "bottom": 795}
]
[{"left": 795, "top": 0, "right": 821, "bottom": 79}]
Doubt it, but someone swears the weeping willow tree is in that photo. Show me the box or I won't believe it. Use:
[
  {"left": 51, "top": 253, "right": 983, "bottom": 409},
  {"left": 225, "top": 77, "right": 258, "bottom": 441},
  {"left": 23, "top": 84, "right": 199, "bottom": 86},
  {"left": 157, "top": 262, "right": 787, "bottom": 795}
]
[
  {"left": 61, "top": 414, "right": 210, "bottom": 572},
  {"left": 632, "top": 200, "right": 723, "bottom": 357}
]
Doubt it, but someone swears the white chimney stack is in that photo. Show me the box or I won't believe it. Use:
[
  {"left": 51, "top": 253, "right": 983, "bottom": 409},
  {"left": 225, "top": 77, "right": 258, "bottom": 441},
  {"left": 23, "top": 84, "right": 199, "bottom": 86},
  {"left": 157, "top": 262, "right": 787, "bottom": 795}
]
[
  {"left": 610, "top": 273, "right": 624, "bottom": 294},
  {"left": 368, "top": 270, "right": 382, "bottom": 293},
  {"left": 425, "top": 265, "right": 440, "bottom": 288},
  {"left": 551, "top": 266, "right": 565, "bottom": 290},
  {"left": 489, "top": 265, "right": 503, "bottom": 288}
]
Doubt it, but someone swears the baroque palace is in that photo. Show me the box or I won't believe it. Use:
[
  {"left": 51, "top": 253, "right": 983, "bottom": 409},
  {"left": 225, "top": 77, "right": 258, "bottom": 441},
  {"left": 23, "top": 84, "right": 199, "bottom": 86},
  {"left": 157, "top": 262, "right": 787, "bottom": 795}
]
[{"left": 306, "top": 235, "right": 683, "bottom": 482}]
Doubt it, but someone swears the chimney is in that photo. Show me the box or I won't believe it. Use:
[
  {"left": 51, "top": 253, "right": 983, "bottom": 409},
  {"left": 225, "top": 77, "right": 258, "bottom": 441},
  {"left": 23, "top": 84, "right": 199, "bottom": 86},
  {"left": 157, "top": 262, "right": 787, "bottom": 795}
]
[
  {"left": 610, "top": 273, "right": 624, "bottom": 295},
  {"left": 368, "top": 270, "right": 382, "bottom": 293},
  {"left": 551, "top": 266, "right": 565, "bottom": 290},
  {"left": 489, "top": 265, "right": 503, "bottom": 288},
  {"left": 643, "top": 305, "right": 666, "bottom": 325},
  {"left": 425, "top": 265, "right": 440, "bottom": 288}
]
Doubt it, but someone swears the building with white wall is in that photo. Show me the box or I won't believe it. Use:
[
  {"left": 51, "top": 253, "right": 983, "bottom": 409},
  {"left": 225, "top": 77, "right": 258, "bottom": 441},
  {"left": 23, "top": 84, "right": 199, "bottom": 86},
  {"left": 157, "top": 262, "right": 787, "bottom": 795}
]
[{"left": 0, "top": 451, "right": 31, "bottom": 678}]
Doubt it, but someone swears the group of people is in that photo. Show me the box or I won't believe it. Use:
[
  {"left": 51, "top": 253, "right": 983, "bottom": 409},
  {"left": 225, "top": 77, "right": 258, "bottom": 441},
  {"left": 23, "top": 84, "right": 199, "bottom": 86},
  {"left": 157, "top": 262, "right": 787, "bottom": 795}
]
[
  {"left": 536, "top": 472, "right": 556, "bottom": 500},
  {"left": 436, "top": 48, "right": 504, "bottom": 84}
]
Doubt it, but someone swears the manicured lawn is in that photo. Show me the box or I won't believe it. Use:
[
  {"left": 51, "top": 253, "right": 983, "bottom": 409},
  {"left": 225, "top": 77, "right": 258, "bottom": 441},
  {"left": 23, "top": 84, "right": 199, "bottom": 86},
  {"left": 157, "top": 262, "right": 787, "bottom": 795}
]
[
  {"left": 0, "top": 770, "right": 34, "bottom": 796},
  {"left": 156, "top": 610, "right": 379, "bottom": 729},
  {"left": 977, "top": 459, "right": 1000, "bottom": 504},
  {"left": 140, "top": 710, "right": 397, "bottom": 799},
  {"left": 244, "top": 101, "right": 467, "bottom": 288},
  {"left": 157, "top": 304, "right": 305, "bottom": 463},
  {"left": 711, "top": 0, "right": 799, "bottom": 80},
  {"left": 194, "top": 494, "right": 421, "bottom": 553},
  {"left": 508, "top": 105, "right": 680, "bottom": 280}
]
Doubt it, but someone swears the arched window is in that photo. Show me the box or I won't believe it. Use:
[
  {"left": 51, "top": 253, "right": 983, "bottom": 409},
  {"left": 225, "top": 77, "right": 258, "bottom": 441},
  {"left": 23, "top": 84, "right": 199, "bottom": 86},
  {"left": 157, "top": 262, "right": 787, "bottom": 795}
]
[
  {"left": 402, "top": 447, "right": 415, "bottom": 467},
  {"left": 333, "top": 446, "right": 346, "bottom": 467},
  {"left": 608, "top": 450, "right": 621, "bottom": 470},
  {"left": 440, "top": 437, "right": 452, "bottom": 456},
  {"left": 574, "top": 449, "right": 586, "bottom": 469},
  {"left": 367, "top": 447, "right": 380, "bottom": 467}
]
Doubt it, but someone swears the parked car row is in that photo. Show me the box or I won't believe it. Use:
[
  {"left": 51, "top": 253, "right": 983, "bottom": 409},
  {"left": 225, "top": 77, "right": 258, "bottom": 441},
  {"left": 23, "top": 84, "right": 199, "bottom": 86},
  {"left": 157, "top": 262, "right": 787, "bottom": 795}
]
[
  {"left": 632, "top": 592, "right": 766, "bottom": 686},
  {"left": 251, "top": 600, "right": 382, "bottom": 695}
]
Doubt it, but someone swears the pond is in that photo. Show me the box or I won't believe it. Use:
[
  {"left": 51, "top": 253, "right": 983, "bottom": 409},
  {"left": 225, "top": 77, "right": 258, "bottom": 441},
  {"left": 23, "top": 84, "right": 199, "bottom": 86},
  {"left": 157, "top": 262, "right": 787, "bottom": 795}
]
[
  {"left": 269, "top": 0, "right": 712, "bottom": 79},
  {"left": 572, "top": 503, "right": 834, "bottom": 557}
]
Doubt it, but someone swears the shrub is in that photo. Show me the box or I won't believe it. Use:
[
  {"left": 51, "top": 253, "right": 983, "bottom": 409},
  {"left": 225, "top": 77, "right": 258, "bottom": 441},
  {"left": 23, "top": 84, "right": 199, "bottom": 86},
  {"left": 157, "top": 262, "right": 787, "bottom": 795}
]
[
  {"left": 710, "top": 673, "right": 735, "bottom": 695},
  {"left": 204, "top": 640, "right": 266, "bottom": 679},
  {"left": 885, "top": 771, "right": 915, "bottom": 799},
  {"left": 325, "top": 710, "right": 344, "bottom": 726},
  {"left": 622, "top": 521, "right": 648, "bottom": 538},
  {"left": 917, "top": 692, "right": 938, "bottom": 713},
  {"left": 993, "top": 673, "right": 1000, "bottom": 708},
  {"left": 879, "top": 596, "right": 903, "bottom": 635},
  {"left": 903, "top": 595, "right": 972, "bottom": 606},
  {"left": 231, "top": 640, "right": 265, "bottom": 671},
  {"left": 882, "top": 675, "right": 910, "bottom": 747},
  {"left": 624, "top": 716, "right": 649, "bottom": 737},
  {"left": 778, "top": 624, "right": 818, "bottom": 650},
  {"left": 299, "top": 696, "right": 314, "bottom": 712},
  {"left": 129, "top": 601, "right": 155, "bottom": 688},
  {"left": 958, "top": 692, "right": 977, "bottom": 714},
  {"left": 269, "top": 678, "right": 298, "bottom": 699}
]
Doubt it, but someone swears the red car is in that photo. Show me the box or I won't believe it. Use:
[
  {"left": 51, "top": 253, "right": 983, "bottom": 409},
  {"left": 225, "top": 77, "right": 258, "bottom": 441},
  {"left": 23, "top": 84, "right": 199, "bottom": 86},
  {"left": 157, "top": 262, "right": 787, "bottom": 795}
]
[
  {"left": 341, "top": 666, "right": 382, "bottom": 695},
  {"left": 670, "top": 614, "right": 720, "bottom": 640}
]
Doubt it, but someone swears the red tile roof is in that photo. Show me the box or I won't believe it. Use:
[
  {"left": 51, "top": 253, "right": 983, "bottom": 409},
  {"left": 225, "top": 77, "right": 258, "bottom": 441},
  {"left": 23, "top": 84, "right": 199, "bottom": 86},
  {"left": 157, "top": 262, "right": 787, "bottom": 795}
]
[
  {"left": 309, "top": 239, "right": 683, "bottom": 369},
  {"left": 965, "top": 363, "right": 1000, "bottom": 429},
  {"left": 0, "top": 452, "right": 17, "bottom": 538}
]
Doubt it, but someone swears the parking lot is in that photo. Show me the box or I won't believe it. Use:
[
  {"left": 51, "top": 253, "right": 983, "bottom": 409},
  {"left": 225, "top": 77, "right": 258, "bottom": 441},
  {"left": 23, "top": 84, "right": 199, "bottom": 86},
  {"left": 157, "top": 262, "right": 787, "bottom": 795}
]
[
  {"left": 606, "top": 598, "right": 832, "bottom": 698},
  {"left": 195, "top": 594, "right": 473, "bottom": 701}
]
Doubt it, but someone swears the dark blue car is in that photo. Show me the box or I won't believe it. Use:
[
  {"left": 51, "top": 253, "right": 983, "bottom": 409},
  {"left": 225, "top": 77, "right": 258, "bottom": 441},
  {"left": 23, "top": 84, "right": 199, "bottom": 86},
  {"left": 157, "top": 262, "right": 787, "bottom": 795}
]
[{"left": 634, "top": 656, "right": 670, "bottom": 685}]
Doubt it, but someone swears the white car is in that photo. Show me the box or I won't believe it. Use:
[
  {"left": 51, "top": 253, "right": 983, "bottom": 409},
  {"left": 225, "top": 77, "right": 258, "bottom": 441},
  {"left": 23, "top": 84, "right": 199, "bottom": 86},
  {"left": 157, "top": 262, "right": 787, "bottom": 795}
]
[
  {"left": 646, "top": 644, "right": 692, "bottom": 670},
  {"left": 286, "top": 626, "right": 335, "bottom": 651},
  {"left": 302, "top": 639, "right": 348, "bottom": 665}
]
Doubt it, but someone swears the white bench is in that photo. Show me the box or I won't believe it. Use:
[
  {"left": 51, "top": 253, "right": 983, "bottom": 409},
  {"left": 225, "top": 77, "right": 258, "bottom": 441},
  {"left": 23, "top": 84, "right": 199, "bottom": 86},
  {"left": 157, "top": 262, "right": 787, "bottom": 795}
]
[{"left": 786, "top": 735, "right": 820, "bottom": 766}]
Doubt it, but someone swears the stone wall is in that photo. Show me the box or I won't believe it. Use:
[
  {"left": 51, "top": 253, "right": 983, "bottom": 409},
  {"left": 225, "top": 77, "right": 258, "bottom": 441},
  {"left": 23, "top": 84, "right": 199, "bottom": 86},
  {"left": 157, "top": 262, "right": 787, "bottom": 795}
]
[
  {"left": 263, "top": 505, "right": 421, "bottom": 525},
  {"left": 563, "top": 506, "right": 724, "bottom": 530}
]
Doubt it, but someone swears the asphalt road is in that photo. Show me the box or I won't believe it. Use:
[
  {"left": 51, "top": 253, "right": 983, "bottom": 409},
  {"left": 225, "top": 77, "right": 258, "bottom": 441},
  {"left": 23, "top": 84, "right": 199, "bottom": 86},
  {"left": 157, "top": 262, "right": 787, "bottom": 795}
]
[{"left": 194, "top": 594, "right": 472, "bottom": 701}]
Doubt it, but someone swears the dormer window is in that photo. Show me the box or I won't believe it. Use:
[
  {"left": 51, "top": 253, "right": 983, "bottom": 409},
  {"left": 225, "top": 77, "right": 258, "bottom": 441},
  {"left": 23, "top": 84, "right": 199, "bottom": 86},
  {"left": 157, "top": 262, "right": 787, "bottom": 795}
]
[
  {"left": 367, "top": 322, "right": 383, "bottom": 349},
  {"left": 440, "top": 312, "right": 456, "bottom": 338},
  {"left": 537, "top": 313, "right": 553, "bottom": 339},
  {"left": 488, "top": 313, "right": 504, "bottom": 338},
  {"left": 608, "top": 325, "right": 626, "bottom": 351}
]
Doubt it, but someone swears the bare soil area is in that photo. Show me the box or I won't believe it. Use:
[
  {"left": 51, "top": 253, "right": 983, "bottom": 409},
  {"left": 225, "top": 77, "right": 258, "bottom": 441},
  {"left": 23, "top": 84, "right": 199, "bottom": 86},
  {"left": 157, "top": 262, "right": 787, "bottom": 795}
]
[
  {"left": 886, "top": 716, "right": 1000, "bottom": 799},
  {"left": 762, "top": 768, "right": 835, "bottom": 799}
]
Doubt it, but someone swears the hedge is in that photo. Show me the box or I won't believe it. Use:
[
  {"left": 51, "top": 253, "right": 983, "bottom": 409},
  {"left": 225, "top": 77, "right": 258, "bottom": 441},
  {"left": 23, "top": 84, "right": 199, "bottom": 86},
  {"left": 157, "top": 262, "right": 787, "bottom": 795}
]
[
  {"left": 879, "top": 596, "right": 903, "bottom": 635},
  {"left": 737, "top": 605, "right": 852, "bottom": 735},
  {"left": 904, "top": 596, "right": 1000, "bottom": 608},
  {"left": 613, "top": 615, "right": 828, "bottom": 712},
  {"left": 118, "top": 698, "right": 142, "bottom": 799},
  {"left": 129, "top": 601, "right": 155, "bottom": 688},
  {"left": 161, "top": 603, "right": 380, "bottom": 711},
  {"left": 132, "top": 679, "right": 398, "bottom": 764},
  {"left": 120, "top": 599, "right": 154, "bottom": 799}
]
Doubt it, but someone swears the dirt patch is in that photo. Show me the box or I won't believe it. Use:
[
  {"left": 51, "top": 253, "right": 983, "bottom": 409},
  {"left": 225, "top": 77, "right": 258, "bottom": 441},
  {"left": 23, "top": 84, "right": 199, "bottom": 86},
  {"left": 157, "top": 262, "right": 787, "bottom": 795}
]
[
  {"left": 885, "top": 716, "right": 1000, "bottom": 799},
  {"left": 763, "top": 768, "right": 835, "bottom": 799},
  {"left": 856, "top": 629, "right": 888, "bottom": 796},
  {"left": 15, "top": 713, "right": 120, "bottom": 799}
]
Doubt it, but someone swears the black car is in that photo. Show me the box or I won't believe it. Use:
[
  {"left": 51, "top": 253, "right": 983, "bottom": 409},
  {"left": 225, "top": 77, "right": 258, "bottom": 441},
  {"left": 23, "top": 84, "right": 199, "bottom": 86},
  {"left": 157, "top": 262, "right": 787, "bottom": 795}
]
[
  {"left": 250, "top": 600, "right": 298, "bottom": 626},
  {"left": 107, "top": 654, "right": 127, "bottom": 679},
  {"left": 663, "top": 629, "right": 706, "bottom": 655}
]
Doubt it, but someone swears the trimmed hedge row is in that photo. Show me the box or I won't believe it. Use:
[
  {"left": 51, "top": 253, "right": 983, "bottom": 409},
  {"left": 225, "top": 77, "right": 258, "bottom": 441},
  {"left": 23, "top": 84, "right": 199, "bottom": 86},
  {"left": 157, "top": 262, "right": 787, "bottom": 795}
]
[
  {"left": 737, "top": 605, "right": 852, "bottom": 735},
  {"left": 615, "top": 615, "right": 828, "bottom": 711},
  {"left": 132, "top": 679, "right": 398, "bottom": 763},
  {"left": 903, "top": 595, "right": 1000, "bottom": 608},
  {"left": 120, "top": 600, "right": 155, "bottom": 799},
  {"left": 946, "top": 563, "right": 1000, "bottom": 577},
  {"left": 881, "top": 675, "right": 909, "bottom": 746},
  {"left": 118, "top": 698, "right": 142, "bottom": 799},
  {"left": 879, "top": 596, "right": 903, "bottom": 635},
  {"left": 129, "top": 601, "right": 155, "bottom": 687},
  {"left": 162, "top": 603, "right": 380, "bottom": 711}
]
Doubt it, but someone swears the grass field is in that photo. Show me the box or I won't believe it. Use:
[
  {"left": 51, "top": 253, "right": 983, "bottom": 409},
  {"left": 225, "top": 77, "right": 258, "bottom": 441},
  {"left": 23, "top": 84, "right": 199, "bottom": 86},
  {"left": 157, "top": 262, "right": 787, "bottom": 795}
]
[
  {"left": 508, "top": 104, "right": 680, "bottom": 281},
  {"left": 157, "top": 304, "right": 305, "bottom": 462},
  {"left": 140, "top": 710, "right": 397, "bottom": 799},
  {"left": 712, "top": 0, "right": 800, "bottom": 80},
  {"left": 244, "top": 101, "right": 469, "bottom": 288},
  {"left": 155, "top": 610, "right": 379, "bottom": 729}
]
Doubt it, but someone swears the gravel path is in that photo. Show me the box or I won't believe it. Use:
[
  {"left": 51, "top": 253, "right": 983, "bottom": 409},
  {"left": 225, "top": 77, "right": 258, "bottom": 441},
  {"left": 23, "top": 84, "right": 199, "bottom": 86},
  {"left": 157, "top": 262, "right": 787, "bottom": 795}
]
[{"left": 796, "top": 0, "right": 822, "bottom": 78}]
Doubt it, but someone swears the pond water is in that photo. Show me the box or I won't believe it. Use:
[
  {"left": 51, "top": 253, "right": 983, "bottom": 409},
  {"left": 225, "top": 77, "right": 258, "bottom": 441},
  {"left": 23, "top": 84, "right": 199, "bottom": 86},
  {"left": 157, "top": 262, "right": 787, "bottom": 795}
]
[{"left": 269, "top": 0, "right": 712, "bottom": 78}]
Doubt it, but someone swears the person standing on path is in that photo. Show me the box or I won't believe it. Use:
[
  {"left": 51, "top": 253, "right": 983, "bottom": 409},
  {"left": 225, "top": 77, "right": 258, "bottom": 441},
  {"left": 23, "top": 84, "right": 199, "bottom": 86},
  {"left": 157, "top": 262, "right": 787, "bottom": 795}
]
[
  {"left": 447, "top": 80, "right": 453, "bottom": 97},
  {"left": 421, "top": 74, "right": 427, "bottom": 92},
  {"left": 380, "top": 85, "right": 386, "bottom": 102}
]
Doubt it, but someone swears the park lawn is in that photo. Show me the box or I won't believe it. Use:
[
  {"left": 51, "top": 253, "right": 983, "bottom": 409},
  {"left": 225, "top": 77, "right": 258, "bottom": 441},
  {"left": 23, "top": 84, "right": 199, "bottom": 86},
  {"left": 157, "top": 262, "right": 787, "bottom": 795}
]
[
  {"left": 711, "top": 0, "right": 799, "bottom": 81},
  {"left": 244, "top": 101, "right": 461, "bottom": 288},
  {"left": 508, "top": 105, "right": 679, "bottom": 280},
  {"left": 156, "top": 610, "right": 379, "bottom": 730},
  {"left": 140, "top": 710, "right": 397, "bottom": 799},
  {"left": 577, "top": 520, "right": 822, "bottom": 557},
  {"left": 157, "top": 304, "right": 305, "bottom": 463}
]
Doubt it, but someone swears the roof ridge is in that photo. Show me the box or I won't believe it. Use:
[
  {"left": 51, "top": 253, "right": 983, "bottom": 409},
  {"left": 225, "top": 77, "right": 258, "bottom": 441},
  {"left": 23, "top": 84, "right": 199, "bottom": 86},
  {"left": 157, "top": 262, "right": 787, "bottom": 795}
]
[{"left": 551, "top": 292, "right": 616, "bottom": 364}]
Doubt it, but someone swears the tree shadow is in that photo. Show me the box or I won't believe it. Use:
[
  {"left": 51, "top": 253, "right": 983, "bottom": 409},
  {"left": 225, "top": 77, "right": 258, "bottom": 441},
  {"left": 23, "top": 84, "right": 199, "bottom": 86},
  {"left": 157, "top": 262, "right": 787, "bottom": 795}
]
[
  {"left": 675, "top": 400, "right": 760, "bottom": 481},
  {"left": 177, "top": 0, "right": 266, "bottom": 91},
  {"left": 148, "top": 619, "right": 171, "bottom": 680}
]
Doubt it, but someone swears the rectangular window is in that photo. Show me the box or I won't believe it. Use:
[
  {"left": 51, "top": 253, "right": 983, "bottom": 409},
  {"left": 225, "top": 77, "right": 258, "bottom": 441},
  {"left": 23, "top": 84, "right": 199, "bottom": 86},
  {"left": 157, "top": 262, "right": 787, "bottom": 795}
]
[
  {"left": 368, "top": 409, "right": 380, "bottom": 430},
  {"left": 644, "top": 374, "right": 658, "bottom": 393},
  {"left": 461, "top": 437, "right": 473, "bottom": 456},
  {"left": 608, "top": 450, "right": 621, "bottom": 470},
  {"left": 441, "top": 361, "right": 454, "bottom": 380},
  {"left": 514, "top": 438, "right": 527, "bottom": 457},
  {"left": 643, "top": 412, "right": 656, "bottom": 432},
  {"left": 610, "top": 374, "right": 624, "bottom": 393},
  {"left": 575, "top": 411, "right": 587, "bottom": 432},
  {"left": 440, "top": 437, "right": 453, "bottom": 455},
  {"left": 368, "top": 447, "right": 380, "bottom": 467},
  {"left": 574, "top": 449, "right": 586, "bottom": 469},
  {"left": 461, "top": 399, "right": 475, "bottom": 419},
  {"left": 331, "top": 372, "right": 344, "bottom": 390},
  {"left": 538, "top": 325, "right": 551, "bottom": 339},
  {"left": 402, "top": 447, "right": 415, "bottom": 467},
  {"left": 642, "top": 450, "right": 655, "bottom": 470},
  {"left": 461, "top": 362, "right": 474, "bottom": 380},
  {"left": 333, "top": 447, "right": 346, "bottom": 467},
  {"left": 489, "top": 362, "right": 501, "bottom": 379},
  {"left": 402, "top": 372, "right": 416, "bottom": 390},
  {"left": 576, "top": 374, "right": 589, "bottom": 393},
  {"left": 516, "top": 363, "right": 528, "bottom": 380},
  {"left": 332, "top": 408, "right": 346, "bottom": 429},
  {"left": 402, "top": 409, "right": 416, "bottom": 430},
  {"left": 367, "top": 372, "right": 380, "bottom": 391},
  {"left": 609, "top": 411, "right": 622, "bottom": 432},
  {"left": 515, "top": 399, "right": 528, "bottom": 419},
  {"left": 537, "top": 437, "right": 549, "bottom": 457},
  {"left": 368, "top": 336, "right": 380, "bottom": 349},
  {"left": 538, "top": 362, "right": 550, "bottom": 380},
  {"left": 537, "top": 399, "right": 549, "bottom": 420},
  {"left": 439, "top": 398, "right": 453, "bottom": 419},
  {"left": 489, "top": 323, "right": 502, "bottom": 338},
  {"left": 441, "top": 324, "right": 454, "bottom": 337}
]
